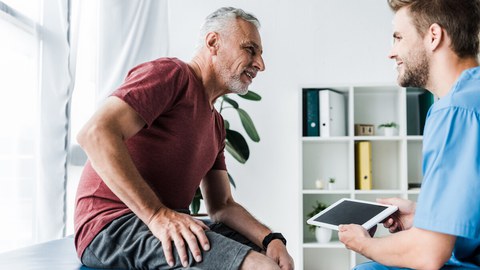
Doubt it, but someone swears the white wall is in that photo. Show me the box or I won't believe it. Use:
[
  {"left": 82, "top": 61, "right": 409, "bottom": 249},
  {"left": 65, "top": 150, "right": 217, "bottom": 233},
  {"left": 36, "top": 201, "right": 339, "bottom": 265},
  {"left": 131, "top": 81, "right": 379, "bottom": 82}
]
[{"left": 167, "top": 0, "right": 397, "bottom": 265}]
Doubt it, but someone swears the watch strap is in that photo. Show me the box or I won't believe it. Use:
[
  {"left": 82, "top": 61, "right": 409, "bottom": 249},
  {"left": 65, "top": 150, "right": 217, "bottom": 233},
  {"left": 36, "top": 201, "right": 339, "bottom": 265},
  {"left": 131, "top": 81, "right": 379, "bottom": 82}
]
[{"left": 262, "top": 232, "right": 287, "bottom": 250}]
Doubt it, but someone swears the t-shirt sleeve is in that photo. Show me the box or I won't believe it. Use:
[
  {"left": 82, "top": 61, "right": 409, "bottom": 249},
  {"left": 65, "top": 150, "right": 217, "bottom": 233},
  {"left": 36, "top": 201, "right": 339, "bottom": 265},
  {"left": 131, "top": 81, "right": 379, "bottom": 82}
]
[
  {"left": 211, "top": 144, "right": 226, "bottom": 171},
  {"left": 211, "top": 112, "right": 227, "bottom": 171},
  {"left": 111, "top": 60, "right": 186, "bottom": 127},
  {"left": 414, "top": 106, "right": 480, "bottom": 239}
]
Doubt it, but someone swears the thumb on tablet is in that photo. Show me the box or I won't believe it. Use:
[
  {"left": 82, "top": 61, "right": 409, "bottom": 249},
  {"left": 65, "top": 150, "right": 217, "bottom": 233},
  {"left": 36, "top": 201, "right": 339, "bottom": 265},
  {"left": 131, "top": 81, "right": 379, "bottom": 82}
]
[{"left": 377, "top": 197, "right": 414, "bottom": 212}]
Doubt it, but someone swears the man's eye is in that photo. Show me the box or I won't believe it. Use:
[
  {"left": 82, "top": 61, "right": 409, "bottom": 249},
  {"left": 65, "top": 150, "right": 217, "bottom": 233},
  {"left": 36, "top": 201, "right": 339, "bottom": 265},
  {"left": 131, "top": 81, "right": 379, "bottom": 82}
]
[{"left": 245, "top": 47, "right": 255, "bottom": 55}]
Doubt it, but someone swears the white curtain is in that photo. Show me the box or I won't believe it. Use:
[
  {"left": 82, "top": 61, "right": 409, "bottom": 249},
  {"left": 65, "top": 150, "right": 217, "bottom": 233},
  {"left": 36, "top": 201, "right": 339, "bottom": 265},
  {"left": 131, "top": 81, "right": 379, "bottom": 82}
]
[
  {"left": 97, "top": 0, "right": 169, "bottom": 102},
  {"left": 35, "top": 0, "right": 72, "bottom": 243}
]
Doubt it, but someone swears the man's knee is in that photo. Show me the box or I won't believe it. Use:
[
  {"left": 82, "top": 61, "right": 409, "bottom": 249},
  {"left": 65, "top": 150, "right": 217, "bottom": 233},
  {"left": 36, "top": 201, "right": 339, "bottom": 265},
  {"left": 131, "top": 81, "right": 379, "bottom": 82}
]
[{"left": 240, "top": 251, "right": 280, "bottom": 270}]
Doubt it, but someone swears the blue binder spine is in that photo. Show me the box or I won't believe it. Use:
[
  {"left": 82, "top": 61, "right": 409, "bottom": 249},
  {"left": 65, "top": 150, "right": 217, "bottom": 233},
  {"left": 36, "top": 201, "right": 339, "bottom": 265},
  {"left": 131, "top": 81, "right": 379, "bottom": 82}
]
[{"left": 304, "top": 89, "right": 319, "bottom": 136}]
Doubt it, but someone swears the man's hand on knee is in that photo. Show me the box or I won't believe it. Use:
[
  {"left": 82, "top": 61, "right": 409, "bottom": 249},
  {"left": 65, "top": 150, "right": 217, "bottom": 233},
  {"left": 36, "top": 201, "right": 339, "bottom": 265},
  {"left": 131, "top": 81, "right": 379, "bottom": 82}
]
[{"left": 147, "top": 208, "right": 210, "bottom": 267}]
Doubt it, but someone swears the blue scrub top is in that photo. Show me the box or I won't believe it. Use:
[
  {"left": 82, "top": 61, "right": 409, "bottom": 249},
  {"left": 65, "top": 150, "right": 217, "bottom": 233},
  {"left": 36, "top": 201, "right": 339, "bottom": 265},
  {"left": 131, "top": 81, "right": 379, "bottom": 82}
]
[{"left": 414, "top": 67, "right": 480, "bottom": 268}]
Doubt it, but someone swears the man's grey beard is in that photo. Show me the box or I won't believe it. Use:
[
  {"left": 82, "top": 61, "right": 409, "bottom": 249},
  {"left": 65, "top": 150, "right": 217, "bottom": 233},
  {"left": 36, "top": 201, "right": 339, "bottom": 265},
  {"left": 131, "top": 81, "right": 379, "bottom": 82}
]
[
  {"left": 399, "top": 50, "right": 430, "bottom": 88},
  {"left": 227, "top": 77, "right": 249, "bottom": 95},
  {"left": 219, "top": 66, "right": 249, "bottom": 95}
]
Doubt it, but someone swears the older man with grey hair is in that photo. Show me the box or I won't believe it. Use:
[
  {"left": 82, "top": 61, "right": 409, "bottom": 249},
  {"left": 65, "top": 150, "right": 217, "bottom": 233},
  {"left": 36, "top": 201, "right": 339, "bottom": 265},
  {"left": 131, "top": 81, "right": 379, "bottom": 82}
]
[{"left": 74, "top": 6, "right": 294, "bottom": 270}]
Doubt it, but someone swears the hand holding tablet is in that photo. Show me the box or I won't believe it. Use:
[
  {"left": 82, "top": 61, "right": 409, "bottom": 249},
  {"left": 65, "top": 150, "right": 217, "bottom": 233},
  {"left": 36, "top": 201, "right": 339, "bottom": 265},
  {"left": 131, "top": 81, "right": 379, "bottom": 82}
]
[{"left": 306, "top": 198, "right": 398, "bottom": 231}]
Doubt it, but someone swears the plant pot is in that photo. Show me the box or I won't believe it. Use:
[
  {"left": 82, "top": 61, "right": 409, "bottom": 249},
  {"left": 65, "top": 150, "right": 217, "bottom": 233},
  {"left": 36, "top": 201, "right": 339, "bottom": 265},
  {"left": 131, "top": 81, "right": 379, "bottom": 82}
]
[
  {"left": 328, "top": 182, "right": 335, "bottom": 190},
  {"left": 315, "top": 227, "right": 332, "bottom": 243},
  {"left": 383, "top": 127, "right": 397, "bottom": 136}
]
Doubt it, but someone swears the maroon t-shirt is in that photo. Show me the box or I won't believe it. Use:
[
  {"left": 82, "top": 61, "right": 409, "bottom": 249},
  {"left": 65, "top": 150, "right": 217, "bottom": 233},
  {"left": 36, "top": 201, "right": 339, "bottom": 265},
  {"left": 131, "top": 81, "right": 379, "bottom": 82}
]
[{"left": 74, "top": 58, "right": 227, "bottom": 258}]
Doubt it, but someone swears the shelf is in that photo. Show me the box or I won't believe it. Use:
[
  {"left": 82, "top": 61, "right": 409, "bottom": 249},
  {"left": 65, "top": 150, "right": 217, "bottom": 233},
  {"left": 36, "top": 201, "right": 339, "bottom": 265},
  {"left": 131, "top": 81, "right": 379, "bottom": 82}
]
[
  {"left": 353, "top": 189, "right": 404, "bottom": 194},
  {"left": 303, "top": 241, "right": 344, "bottom": 249},
  {"left": 302, "top": 189, "right": 405, "bottom": 195},
  {"left": 302, "top": 189, "right": 351, "bottom": 194},
  {"left": 406, "top": 135, "right": 423, "bottom": 141},
  {"left": 300, "top": 85, "right": 432, "bottom": 270},
  {"left": 302, "top": 136, "right": 405, "bottom": 141},
  {"left": 353, "top": 136, "right": 402, "bottom": 141},
  {"left": 302, "top": 137, "right": 350, "bottom": 142}
]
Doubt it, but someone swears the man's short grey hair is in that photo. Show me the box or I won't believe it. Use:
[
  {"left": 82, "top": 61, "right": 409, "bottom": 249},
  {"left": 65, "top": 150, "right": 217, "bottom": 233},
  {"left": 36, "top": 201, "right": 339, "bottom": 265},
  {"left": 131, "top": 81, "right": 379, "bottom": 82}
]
[{"left": 196, "top": 7, "right": 260, "bottom": 50}]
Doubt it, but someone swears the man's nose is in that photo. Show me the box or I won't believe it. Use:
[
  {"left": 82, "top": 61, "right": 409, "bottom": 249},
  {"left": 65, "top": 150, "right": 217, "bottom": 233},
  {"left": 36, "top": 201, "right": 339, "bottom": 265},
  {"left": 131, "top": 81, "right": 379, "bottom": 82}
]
[
  {"left": 254, "top": 55, "right": 265, "bottom": 72},
  {"left": 388, "top": 47, "right": 396, "bottom": 60}
]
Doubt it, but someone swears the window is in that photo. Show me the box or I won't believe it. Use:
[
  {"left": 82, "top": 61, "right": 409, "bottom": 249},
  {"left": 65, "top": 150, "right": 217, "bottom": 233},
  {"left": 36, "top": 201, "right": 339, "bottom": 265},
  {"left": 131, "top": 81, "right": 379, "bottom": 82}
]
[{"left": 0, "top": 1, "right": 40, "bottom": 252}]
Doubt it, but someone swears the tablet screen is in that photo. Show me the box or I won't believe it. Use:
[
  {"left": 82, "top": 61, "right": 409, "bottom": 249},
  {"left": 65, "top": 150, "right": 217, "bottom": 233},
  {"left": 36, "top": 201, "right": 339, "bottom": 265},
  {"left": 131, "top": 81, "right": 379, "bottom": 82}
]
[{"left": 312, "top": 199, "right": 388, "bottom": 226}]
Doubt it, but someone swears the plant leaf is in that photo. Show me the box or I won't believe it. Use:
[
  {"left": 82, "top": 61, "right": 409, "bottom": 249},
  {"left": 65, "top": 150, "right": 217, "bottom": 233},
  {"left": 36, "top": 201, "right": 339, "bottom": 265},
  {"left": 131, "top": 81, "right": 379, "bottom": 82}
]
[
  {"left": 222, "top": 96, "right": 239, "bottom": 108},
  {"left": 239, "top": 90, "right": 262, "bottom": 101},
  {"left": 194, "top": 187, "right": 203, "bottom": 199},
  {"left": 225, "top": 129, "right": 249, "bottom": 163},
  {"left": 225, "top": 142, "right": 246, "bottom": 164},
  {"left": 224, "top": 119, "right": 230, "bottom": 130},
  {"left": 227, "top": 172, "right": 236, "bottom": 188},
  {"left": 237, "top": 108, "right": 260, "bottom": 142},
  {"left": 190, "top": 191, "right": 201, "bottom": 215}
]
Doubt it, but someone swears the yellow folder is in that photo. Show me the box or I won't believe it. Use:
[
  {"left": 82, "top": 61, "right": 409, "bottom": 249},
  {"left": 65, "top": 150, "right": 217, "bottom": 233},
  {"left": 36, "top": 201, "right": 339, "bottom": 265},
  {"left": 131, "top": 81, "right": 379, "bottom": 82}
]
[{"left": 355, "top": 141, "right": 372, "bottom": 190}]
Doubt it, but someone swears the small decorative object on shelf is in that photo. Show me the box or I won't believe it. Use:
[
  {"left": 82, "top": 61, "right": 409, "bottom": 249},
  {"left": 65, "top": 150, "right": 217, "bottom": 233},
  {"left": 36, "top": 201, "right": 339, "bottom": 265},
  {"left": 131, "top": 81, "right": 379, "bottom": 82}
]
[
  {"left": 306, "top": 201, "right": 332, "bottom": 243},
  {"left": 315, "top": 179, "right": 324, "bottom": 189},
  {"left": 378, "top": 122, "right": 398, "bottom": 136},
  {"left": 328, "top": 177, "right": 336, "bottom": 190},
  {"left": 355, "top": 124, "right": 375, "bottom": 136}
]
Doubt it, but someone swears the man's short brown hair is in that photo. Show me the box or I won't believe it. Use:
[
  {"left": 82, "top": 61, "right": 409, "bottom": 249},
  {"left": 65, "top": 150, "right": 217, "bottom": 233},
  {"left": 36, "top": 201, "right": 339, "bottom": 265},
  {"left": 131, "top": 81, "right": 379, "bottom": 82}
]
[{"left": 388, "top": 0, "right": 480, "bottom": 58}]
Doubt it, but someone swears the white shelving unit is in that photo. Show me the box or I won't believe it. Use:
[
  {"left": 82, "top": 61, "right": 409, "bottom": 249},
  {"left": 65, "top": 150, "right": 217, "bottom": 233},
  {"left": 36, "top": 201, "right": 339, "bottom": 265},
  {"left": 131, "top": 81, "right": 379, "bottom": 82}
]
[{"left": 299, "top": 85, "right": 428, "bottom": 270}]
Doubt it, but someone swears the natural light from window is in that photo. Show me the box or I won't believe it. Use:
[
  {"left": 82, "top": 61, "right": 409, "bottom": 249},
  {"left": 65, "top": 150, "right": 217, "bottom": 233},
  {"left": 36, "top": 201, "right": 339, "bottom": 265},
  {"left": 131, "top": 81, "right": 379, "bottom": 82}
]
[{"left": 0, "top": 4, "right": 39, "bottom": 252}]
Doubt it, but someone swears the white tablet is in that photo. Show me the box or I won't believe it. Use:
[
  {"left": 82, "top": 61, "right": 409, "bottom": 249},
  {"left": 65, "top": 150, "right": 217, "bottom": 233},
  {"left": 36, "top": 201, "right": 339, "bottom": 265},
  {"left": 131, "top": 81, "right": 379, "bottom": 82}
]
[{"left": 306, "top": 198, "right": 398, "bottom": 230}]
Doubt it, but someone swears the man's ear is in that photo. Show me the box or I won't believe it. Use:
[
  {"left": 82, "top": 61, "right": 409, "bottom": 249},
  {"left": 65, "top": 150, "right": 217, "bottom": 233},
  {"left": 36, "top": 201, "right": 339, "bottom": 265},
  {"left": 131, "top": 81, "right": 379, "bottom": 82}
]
[
  {"left": 427, "top": 23, "right": 444, "bottom": 52},
  {"left": 205, "top": 32, "right": 219, "bottom": 55}
]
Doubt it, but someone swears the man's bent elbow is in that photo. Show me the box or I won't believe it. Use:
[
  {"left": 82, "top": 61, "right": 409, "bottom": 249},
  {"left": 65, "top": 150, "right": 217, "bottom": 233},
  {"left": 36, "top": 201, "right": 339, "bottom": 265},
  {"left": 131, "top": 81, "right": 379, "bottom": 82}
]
[
  {"left": 207, "top": 200, "right": 237, "bottom": 223},
  {"left": 416, "top": 252, "right": 451, "bottom": 270},
  {"left": 76, "top": 123, "right": 105, "bottom": 152}
]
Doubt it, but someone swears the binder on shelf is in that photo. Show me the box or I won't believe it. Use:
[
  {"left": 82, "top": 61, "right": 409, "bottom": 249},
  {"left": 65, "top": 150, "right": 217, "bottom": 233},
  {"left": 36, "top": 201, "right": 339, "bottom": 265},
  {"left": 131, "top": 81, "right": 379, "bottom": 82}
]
[
  {"left": 355, "top": 141, "right": 372, "bottom": 190},
  {"left": 418, "top": 90, "right": 434, "bottom": 135},
  {"left": 319, "top": 89, "right": 346, "bottom": 137},
  {"left": 406, "top": 88, "right": 434, "bottom": 135},
  {"left": 406, "top": 91, "right": 420, "bottom": 135},
  {"left": 302, "top": 89, "right": 319, "bottom": 136}
]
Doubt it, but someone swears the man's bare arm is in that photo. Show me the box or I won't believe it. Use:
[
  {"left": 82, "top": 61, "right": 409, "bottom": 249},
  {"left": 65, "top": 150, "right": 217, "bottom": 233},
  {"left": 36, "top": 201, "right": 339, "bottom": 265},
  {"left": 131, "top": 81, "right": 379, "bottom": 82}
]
[
  {"left": 339, "top": 225, "right": 455, "bottom": 269},
  {"left": 77, "top": 96, "right": 209, "bottom": 267},
  {"left": 201, "top": 170, "right": 294, "bottom": 269}
]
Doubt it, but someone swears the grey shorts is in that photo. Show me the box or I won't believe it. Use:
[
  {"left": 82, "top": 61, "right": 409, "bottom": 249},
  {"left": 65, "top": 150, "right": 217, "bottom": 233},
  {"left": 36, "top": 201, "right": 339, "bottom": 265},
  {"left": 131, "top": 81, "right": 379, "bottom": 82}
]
[{"left": 81, "top": 212, "right": 261, "bottom": 270}]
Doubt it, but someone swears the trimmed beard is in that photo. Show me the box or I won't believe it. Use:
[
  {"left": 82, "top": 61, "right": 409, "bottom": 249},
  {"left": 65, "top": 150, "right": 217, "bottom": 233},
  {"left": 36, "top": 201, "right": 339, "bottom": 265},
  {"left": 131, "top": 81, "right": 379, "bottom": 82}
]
[
  {"left": 218, "top": 64, "right": 249, "bottom": 95},
  {"left": 398, "top": 47, "right": 429, "bottom": 88}
]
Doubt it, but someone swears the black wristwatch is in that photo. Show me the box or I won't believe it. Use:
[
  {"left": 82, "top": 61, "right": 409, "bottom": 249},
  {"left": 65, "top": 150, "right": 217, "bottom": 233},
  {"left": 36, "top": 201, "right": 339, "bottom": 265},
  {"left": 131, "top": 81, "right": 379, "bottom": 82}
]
[{"left": 262, "top": 232, "right": 287, "bottom": 250}]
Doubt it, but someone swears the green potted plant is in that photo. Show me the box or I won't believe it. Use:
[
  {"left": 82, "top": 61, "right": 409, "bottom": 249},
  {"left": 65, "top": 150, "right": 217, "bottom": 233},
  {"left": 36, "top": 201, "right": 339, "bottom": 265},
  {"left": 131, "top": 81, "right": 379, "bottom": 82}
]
[
  {"left": 306, "top": 201, "right": 332, "bottom": 243},
  {"left": 328, "top": 177, "right": 336, "bottom": 190},
  {"left": 190, "top": 90, "right": 262, "bottom": 215},
  {"left": 378, "top": 122, "right": 398, "bottom": 136}
]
